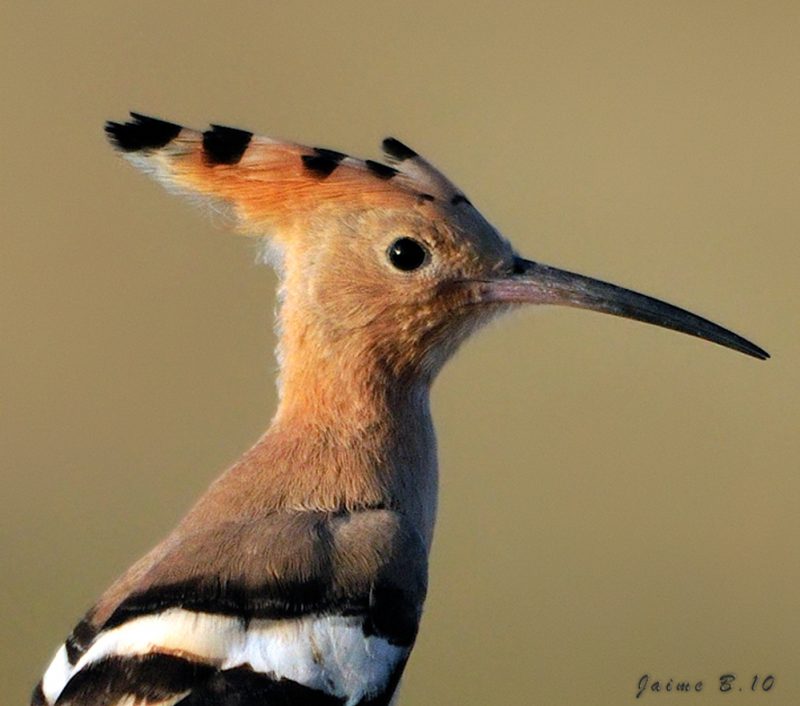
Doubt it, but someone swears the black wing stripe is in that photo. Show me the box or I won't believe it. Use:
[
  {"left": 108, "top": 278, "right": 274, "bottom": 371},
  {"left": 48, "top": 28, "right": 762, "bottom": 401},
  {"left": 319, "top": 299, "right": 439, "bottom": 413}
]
[
  {"left": 104, "top": 577, "right": 367, "bottom": 630},
  {"left": 54, "top": 653, "right": 346, "bottom": 706},
  {"left": 54, "top": 654, "right": 212, "bottom": 705},
  {"left": 174, "top": 666, "right": 345, "bottom": 706},
  {"left": 102, "top": 576, "right": 418, "bottom": 647}
]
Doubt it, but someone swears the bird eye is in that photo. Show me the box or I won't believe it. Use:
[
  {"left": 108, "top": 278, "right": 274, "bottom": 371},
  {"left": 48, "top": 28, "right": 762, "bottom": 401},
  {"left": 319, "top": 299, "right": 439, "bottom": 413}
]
[{"left": 387, "top": 237, "right": 428, "bottom": 271}]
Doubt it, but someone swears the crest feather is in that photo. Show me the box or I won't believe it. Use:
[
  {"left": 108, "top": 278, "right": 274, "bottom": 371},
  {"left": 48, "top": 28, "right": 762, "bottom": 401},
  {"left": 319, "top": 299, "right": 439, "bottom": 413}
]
[{"left": 105, "top": 114, "right": 468, "bottom": 238}]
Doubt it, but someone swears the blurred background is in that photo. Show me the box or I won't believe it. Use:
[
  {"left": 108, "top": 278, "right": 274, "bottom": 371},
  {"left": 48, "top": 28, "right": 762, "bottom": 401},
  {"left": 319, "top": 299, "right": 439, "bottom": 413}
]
[{"left": 2, "top": 2, "right": 798, "bottom": 704}]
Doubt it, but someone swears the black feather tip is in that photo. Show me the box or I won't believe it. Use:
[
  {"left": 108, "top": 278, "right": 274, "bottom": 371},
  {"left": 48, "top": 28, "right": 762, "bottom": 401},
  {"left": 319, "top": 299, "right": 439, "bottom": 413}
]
[
  {"left": 382, "top": 137, "right": 417, "bottom": 161},
  {"left": 105, "top": 112, "right": 182, "bottom": 152},
  {"left": 365, "top": 160, "right": 399, "bottom": 180},
  {"left": 202, "top": 124, "right": 253, "bottom": 165}
]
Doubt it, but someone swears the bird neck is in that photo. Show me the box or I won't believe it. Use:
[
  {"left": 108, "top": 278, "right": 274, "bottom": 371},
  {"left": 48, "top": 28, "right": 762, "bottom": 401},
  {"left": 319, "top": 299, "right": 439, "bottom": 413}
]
[
  {"left": 271, "top": 308, "right": 439, "bottom": 541},
  {"left": 191, "top": 298, "right": 440, "bottom": 547}
]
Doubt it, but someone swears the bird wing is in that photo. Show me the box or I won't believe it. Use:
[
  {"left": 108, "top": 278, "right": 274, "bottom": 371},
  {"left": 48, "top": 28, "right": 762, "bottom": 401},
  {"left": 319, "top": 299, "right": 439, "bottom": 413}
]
[{"left": 34, "top": 508, "right": 427, "bottom": 706}]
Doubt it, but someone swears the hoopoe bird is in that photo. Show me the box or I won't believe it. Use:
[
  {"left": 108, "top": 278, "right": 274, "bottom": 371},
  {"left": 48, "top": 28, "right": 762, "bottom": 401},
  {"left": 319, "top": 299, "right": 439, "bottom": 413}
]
[{"left": 33, "top": 113, "right": 768, "bottom": 706}]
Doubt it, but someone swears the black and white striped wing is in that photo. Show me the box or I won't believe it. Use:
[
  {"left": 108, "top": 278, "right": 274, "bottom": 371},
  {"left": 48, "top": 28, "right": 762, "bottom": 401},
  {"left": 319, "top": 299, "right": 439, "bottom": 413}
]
[
  {"left": 33, "top": 510, "right": 426, "bottom": 706},
  {"left": 37, "top": 616, "right": 406, "bottom": 706}
]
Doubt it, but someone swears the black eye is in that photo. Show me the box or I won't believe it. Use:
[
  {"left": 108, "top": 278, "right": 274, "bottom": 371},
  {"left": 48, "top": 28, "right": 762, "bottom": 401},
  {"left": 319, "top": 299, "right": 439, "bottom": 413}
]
[{"left": 387, "top": 237, "right": 428, "bottom": 271}]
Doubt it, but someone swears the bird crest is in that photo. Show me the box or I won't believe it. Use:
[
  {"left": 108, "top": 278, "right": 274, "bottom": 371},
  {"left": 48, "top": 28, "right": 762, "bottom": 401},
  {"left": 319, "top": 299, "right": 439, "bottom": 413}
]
[{"left": 105, "top": 113, "right": 475, "bottom": 242}]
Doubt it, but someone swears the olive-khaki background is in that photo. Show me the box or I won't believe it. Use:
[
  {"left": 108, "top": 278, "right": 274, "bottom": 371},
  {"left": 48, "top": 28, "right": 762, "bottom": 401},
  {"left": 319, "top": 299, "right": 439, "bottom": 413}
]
[{"left": 2, "top": 3, "right": 798, "bottom": 705}]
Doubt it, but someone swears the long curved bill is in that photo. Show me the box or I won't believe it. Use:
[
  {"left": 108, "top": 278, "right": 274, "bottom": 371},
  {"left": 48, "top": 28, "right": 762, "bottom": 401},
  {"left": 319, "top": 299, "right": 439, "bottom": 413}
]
[{"left": 479, "top": 258, "right": 769, "bottom": 360}]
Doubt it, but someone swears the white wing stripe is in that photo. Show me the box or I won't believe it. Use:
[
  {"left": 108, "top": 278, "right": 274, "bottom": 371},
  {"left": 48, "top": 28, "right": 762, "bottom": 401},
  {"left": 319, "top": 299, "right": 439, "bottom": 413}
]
[
  {"left": 41, "top": 645, "right": 71, "bottom": 705},
  {"left": 45, "top": 610, "right": 405, "bottom": 706}
]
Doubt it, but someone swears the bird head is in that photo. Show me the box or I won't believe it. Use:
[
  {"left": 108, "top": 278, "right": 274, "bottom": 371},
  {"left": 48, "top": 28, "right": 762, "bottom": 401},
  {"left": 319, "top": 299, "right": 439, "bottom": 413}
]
[{"left": 106, "top": 114, "right": 767, "bottom": 389}]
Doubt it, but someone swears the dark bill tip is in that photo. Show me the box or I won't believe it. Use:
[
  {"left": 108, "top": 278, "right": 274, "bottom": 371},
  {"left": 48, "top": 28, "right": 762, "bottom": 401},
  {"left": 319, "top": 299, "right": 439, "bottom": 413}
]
[{"left": 481, "top": 258, "right": 769, "bottom": 361}]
